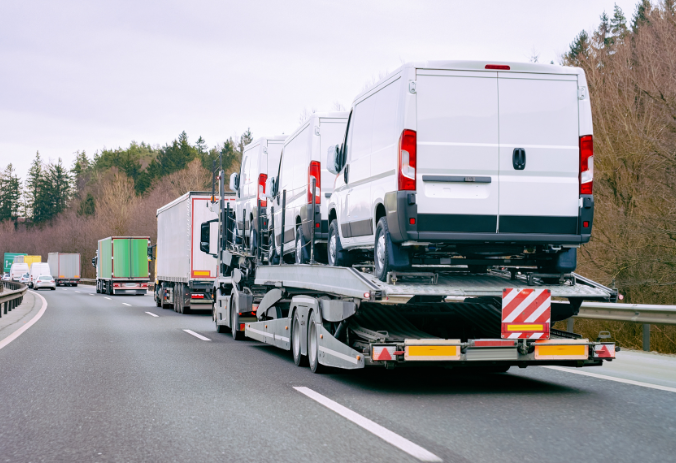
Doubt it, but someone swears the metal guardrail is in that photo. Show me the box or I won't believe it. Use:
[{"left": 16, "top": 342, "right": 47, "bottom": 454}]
[
  {"left": 0, "top": 281, "right": 28, "bottom": 318},
  {"left": 568, "top": 301, "right": 676, "bottom": 352}
]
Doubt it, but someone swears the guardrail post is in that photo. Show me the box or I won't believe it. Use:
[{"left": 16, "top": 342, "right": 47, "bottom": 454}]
[
  {"left": 567, "top": 318, "right": 574, "bottom": 333},
  {"left": 643, "top": 324, "right": 650, "bottom": 351}
]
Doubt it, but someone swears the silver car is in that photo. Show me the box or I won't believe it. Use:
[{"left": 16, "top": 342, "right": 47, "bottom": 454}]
[
  {"left": 34, "top": 275, "right": 56, "bottom": 290},
  {"left": 1, "top": 273, "right": 10, "bottom": 281},
  {"left": 20, "top": 273, "right": 31, "bottom": 285}
]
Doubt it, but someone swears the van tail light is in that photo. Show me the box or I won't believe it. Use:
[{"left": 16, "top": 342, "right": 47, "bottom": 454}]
[
  {"left": 307, "top": 161, "right": 321, "bottom": 204},
  {"left": 191, "top": 294, "right": 205, "bottom": 299},
  {"left": 398, "top": 129, "right": 417, "bottom": 191},
  {"left": 258, "top": 173, "right": 268, "bottom": 208},
  {"left": 579, "top": 135, "right": 593, "bottom": 195}
]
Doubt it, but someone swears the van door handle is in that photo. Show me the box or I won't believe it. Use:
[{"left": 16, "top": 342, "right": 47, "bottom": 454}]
[
  {"left": 512, "top": 148, "right": 526, "bottom": 170},
  {"left": 344, "top": 164, "right": 349, "bottom": 183}
]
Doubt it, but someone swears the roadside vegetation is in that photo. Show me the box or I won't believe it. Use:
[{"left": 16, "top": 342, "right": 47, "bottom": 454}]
[{"left": 1, "top": 0, "right": 675, "bottom": 352}]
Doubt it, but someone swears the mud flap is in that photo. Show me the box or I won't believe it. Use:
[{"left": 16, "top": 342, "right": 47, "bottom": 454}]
[{"left": 317, "top": 325, "right": 364, "bottom": 369}]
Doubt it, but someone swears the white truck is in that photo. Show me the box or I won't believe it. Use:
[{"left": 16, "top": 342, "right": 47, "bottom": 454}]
[
  {"left": 154, "top": 191, "right": 234, "bottom": 313},
  {"left": 47, "top": 252, "right": 81, "bottom": 286}
]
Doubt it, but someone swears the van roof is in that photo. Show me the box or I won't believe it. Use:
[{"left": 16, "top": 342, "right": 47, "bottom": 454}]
[
  {"left": 283, "top": 112, "right": 350, "bottom": 146},
  {"left": 243, "top": 135, "right": 288, "bottom": 153},
  {"left": 353, "top": 60, "right": 583, "bottom": 104}
]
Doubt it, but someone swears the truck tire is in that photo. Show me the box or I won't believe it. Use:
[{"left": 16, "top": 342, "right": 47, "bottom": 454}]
[
  {"left": 308, "top": 316, "right": 326, "bottom": 374},
  {"left": 155, "top": 292, "right": 161, "bottom": 307},
  {"left": 292, "top": 311, "right": 307, "bottom": 367},
  {"left": 328, "top": 220, "right": 350, "bottom": 267},
  {"left": 231, "top": 305, "right": 244, "bottom": 340},
  {"left": 295, "top": 226, "right": 309, "bottom": 264}
]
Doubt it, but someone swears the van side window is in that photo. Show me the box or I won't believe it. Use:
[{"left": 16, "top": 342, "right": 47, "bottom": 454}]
[
  {"left": 240, "top": 156, "right": 248, "bottom": 195},
  {"left": 371, "top": 80, "right": 400, "bottom": 153},
  {"left": 341, "top": 112, "right": 352, "bottom": 169}
]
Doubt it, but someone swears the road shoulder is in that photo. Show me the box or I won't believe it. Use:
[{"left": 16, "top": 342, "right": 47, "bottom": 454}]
[{"left": 0, "top": 291, "right": 46, "bottom": 347}]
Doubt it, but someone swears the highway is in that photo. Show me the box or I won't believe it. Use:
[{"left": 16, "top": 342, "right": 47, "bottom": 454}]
[{"left": 1, "top": 286, "right": 674, "bottom": 463}]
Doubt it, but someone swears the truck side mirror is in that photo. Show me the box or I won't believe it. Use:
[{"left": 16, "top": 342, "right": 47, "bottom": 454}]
[
  {"left": 91, "top": 257, "right": 96, "bottom": 267},
  {"left": 326, "top": 145, "right": 341, "bottom": 175},
  {"left": 200, "top": 221, "right": 210, "bottom": 254},
  {"left": 229, "top": 172, "right": 239, "bottom": 192},
  {"left": 265, "top": 176, "right": 276, "bottom": 199}
]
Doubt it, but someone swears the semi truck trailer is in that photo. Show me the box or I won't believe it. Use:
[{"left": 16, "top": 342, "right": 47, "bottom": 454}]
[
  {"left": 48, "top": 252, "right": 81, "bottom": 286},
  {"left": 94, "top": 237, "right": 149, "bottom": 295},
  {"left": 154, "top": 191, "right": 234, "bottom": 313},
  {"left": 198, "top": 168, "right": 617, "bottom": 373}
]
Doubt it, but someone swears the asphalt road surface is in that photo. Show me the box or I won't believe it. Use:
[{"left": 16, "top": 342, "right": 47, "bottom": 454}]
[{"left": 1, "top": 285, "right": 674, "bottom": 463}]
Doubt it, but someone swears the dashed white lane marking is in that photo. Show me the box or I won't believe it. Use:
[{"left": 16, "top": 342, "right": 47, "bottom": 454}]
[
  {"left": 89, "top": 294, "right": 94, "bottom": 296},
  {"left": 122, "top": 303, "right": 131, "bottom": 306},
  {"left": 75, "top": 291, "right": 80, "bottom": 293},
  {"left": 104, "top": 297, "right": 111, "bottom": 300},
  {"left": 145, "top": 312, "right": 159, "bottom": 318},
  {"left": 544, "top": 366, "right": 676, "bottom": 393},
  {"left": 183, "top": 329, "right": 211, "bottom": 341},
  {"left": 0, "top": 291, "right": 48, "bottom": 350},
  {"left": 294, "top": 387, "right": 442, "bottom": 462}
]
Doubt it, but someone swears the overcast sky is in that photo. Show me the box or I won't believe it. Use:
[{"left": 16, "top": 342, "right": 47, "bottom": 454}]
[{"left": 0, "top": 0, "right": 640, "bottom": 180}]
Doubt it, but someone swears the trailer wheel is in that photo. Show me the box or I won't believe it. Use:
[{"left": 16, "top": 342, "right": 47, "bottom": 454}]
[
  {"left": 231, "top": 305, "right": 244, "bottom": 340},
  {"left": 292, "top": 311, "right": 307, "bottom": 366},
  {"left": 308, "top": 318, "right": 326, "bottom": 374},
  {"left": 155, "top": 292, "right": 161, "bottom": 307}
]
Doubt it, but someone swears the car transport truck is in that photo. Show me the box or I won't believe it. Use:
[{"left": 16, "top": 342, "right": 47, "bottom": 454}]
[
  {"left": 198, "top": 152, "right": 617, "bottom": 374},
  {"left": 48, "top": 252, "right": 81, "bottom": 286},
  {"left": 94, "top": 238, "right": 149, "bottom": 295},
  {"left": 154, "top": 192, "right": 235, "bottom": 313}
]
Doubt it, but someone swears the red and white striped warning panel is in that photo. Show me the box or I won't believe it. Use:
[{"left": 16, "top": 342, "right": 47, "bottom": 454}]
[{"left": 501, "top": 288, "right": 551, "bottom": 340}]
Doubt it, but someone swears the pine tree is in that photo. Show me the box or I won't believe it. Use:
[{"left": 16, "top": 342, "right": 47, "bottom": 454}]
[
  {"left": 597, "top": 11, "right": 613, "bottom": 48},
  {"left": 0, "top": 164, "right": 22, "bottom": 221},
  {"left": 632, "top": 0, "right": 652, "bottom": 32},
  {"left": 24, "top": 152, "right": 44, "bottom": 219},
  {"left": 77, "top": 192, "right": 96, "bottom": 216},
  {"left": 47, "top": 158, "right": 71, "bottom": 218},
  {"left": 565, "top": 30, "right": 591, "bottom": 64},
  {"left": 195, "top": 136, "right": 207, "bottom": 155},
  {"left": 237, "top": 128, "right": 253, "bottom": 157},
  {"left": 610, "top": 4, "right": 628, "bottom": 42}
]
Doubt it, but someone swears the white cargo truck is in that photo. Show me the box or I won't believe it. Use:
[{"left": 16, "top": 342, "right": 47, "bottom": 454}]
[
  {"left": 154, "top": 191, "right": 235, "bottom": 313},
  {"left": 48, "top": 252, "right": 81, "bottom": 286}
]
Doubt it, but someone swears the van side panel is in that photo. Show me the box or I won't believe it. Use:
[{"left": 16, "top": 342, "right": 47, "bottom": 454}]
[
  {"left": 416, "top": 71, "right": 500, "bottom": 232},
  {"left": 497, "top": 74, "right": 579, "bottom": 233}
]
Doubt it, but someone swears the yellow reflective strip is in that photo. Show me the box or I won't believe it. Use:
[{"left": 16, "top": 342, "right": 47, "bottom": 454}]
[
  {"left": 507, "top": 324, "right": 543, "bottom": 332},
  {"left": 407, "top": 345, "right": 458, "bottom": 357},
  {"left": 536, "top": 345, "right": 586, "bottom": 356}
]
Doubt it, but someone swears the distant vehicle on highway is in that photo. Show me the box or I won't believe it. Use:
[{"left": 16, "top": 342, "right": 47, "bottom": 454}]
[
  {"left": 48, "top": 252, "right": 81, "bottom": 286},
  {"left": 19, "top": 273, "right": 31, "bottom": 284},
  {"left": 33, "top": 275, "right": 56, "bottom": 290},
  {"left": 2, "top": 273, "right": 10, "bottom": 281},
  {"left": 29, "top": 262, "right": 51, "bottom": 288},
  {"left": 10, "top": 262, "right": 29, "bottom": 282},
  {"left": 94, "top": 237, "right": 149, "bottom": 295}
]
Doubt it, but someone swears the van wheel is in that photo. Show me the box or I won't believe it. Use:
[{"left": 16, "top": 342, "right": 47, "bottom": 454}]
[
  {"left": 249, "top": 226, "right": 256, "bottom": 254},
  {"left": 328, "top": 220, "right": 350, "bottom": 267},
  {"left": 374, "top": 217, "right": 407, "bottom": 282},
  {"left": 295, "top": 226, "right": 309, "bottom": 264}
]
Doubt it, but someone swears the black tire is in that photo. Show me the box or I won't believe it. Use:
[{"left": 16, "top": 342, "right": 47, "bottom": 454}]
[
  {"left": 51, "top": 288, "right": 55, "bottom": 290},
  {"left": 155, "top": 292, "right": 161, "bottom": 307},
  {"left": 291, "top": 311, "right": 307, "bottom": 366},
  {"left": 308, "top": 314, "right": 326, "bottom": 374},
  {"left": 231, "top": 303, "right": 244, "bottom": 340},
  {"left": 374, "top": 217, "right": 397, "bottom": 282},
  {"left": 74, "top": 283, "right": 78, "bottom": 287},
  {"left": 295, "top": 225, "right": 309, "bottom": 264},
  {"left": 328, "top": 219, "right": 351, "bottom": 267}
]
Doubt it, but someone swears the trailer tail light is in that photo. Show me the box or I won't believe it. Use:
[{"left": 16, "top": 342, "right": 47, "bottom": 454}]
[
  {"left": 307, "top": 161, "right": 321, "bottom": 204},
  {"left": 579, "top": 135, "right": 593, "bottom": 195},
  {"left": 141, "top": 283, "right": 148, "bottom": 288},
  {"left": 113, "top": 283, "right": 120, "bottom": 288},
  {"left": 191, "top": 294, "right": 205, "bottom": 299},
  {"left": 398, "top": 129, "right": 417, "bottom": 191},
  {"left": 372, "top": 345, "right": 397, "bottom": 361},
  {"left": 594, "top": 343, "right": 616, "bottom": 359},
  {"left": 239, "top": 323, "right": 245, "bottom": 331},
  {"left": 258, "top": 173, "right": 268, "bottom": 208}
]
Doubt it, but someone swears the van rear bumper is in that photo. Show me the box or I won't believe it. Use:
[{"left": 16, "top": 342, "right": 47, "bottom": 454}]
[{"left": 385, "top": 191, "right": 593, "bottom": 246}]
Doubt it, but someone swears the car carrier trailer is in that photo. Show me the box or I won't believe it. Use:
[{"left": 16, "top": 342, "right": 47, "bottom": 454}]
[{"left": 201, "top": 170, "right": 617, "bottom": 373}]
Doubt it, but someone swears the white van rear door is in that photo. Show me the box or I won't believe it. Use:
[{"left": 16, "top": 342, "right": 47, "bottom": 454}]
[
  {"left": 416, "top": 70, "right": 500, "bottom": 233},
  {"left": 497, "top": 73, "right": 579, "bottom": 234}
]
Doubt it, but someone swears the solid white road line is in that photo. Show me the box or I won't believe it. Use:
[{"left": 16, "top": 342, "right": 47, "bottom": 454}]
[
  {"left": 145, "top": 312, "right": 159, "bottom": 318},
  {"left": 122, "top": 303, "right": 131, "bottom": 306},
  {"left": 0, "top": 291, "right": 48, "bottom": 350},
  {"left": 294, "top": 387, "right": 442, "bottom": 462},
  {"left": 104, "top": 297, "right": 111, "bottom": 300},
  {"left": 543, "top": 366, "right": 676, "bottom": 393},
  {"left": 183, "top": 329, "right": 211, "bottom": 341},
  {"left": 89, "top": 294, "right": 94, "bottom": 296}
]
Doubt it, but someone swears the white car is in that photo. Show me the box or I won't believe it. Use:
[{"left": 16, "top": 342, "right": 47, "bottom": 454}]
[
  {"left": 230, "top": 136, "right": 285, "bottom": 253},
  {"left": 30, "top": 262, "right": 52, "bottom": 288},
  {"left": 265, "top": 112, "right": 348, "bottom": 264},
  {"left": 34, "top": 275, "right": 56, "bottom": 290},
  {"left": 326, "top": 60, "right": 594, "bottom": 280},
  {"left": 19, "top": 273, "right": 31, "bottom": 285},
  {"left": 2, "top": 273, "right": 10, "bottom": 281}
]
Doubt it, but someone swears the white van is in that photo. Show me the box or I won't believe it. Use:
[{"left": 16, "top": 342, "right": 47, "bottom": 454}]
[
  {"left": 266, "top": 112, "right": 348, "bottom": 263},
  {"left": 10, "top": 263, "right": 29, "bottom": 282},
  {"left": 326, "top": 61, "right": 594, "bottom": 280},
  {"left": 30, "top": 262, "right": 51, "bottom": 288},
  {"left": 229, "top": 136, "right": 286, "bottom": 252}
]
